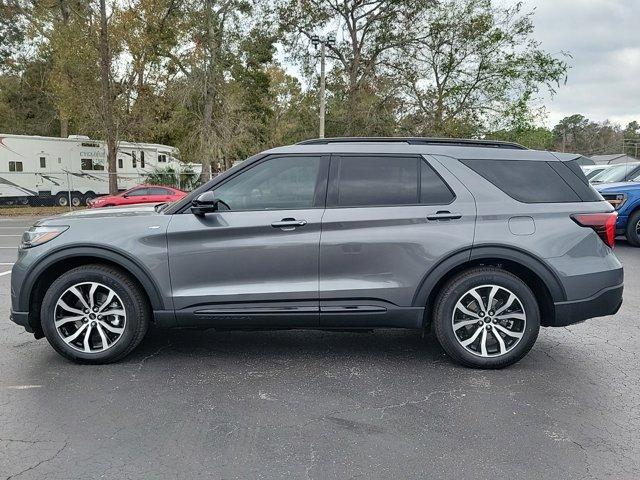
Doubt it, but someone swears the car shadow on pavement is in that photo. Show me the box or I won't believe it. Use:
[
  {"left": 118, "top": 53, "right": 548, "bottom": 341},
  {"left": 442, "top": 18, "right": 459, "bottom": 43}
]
[{"left": 124, "top": 326, "right": 449, "bottom": 365}]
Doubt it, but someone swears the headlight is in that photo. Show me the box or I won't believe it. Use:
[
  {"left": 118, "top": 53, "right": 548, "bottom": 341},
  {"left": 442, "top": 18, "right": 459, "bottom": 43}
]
[{"left": 20, "top": 226, "right": 69, "bottom": 249}]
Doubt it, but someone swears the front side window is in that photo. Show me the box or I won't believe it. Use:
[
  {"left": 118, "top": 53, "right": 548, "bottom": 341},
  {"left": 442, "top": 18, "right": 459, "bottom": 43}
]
[
  {"left": 213, "top": 156, "right": 322, "bottom": 210},
  {"left": 336, "top": 156, "right": 419, "bottom": 206}
]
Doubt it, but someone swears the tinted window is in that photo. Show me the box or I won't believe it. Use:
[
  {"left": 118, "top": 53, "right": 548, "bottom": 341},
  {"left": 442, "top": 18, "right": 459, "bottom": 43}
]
[
  {"left": 420, "top": 160, "right": 455, "bottom": 204},
  {"left": 213, "top": 156, "right": 321, "bottom": 210},
  {"left": 337, "top": 156, "right": 418, "bottom": 206},
  {"left": 149, "top": 187, "right": 171, "bottom": 195},
  {"left": 40, "top": 157, "right": 46, "bottom": 168},
  {"left": 127, "top": 188, "right": 148, "bottom": 196},
  {"left": 81, "top": 158, "right": 92, "bottom": 170},
  {"left": 461, "top": 159, "right": 582, "bottom": 203}
]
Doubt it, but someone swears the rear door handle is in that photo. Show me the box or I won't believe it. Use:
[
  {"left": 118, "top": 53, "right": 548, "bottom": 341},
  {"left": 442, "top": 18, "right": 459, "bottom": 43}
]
[
  {"left": 271, "top": 218, "right": 307, "bottom": 230},
  {"left": 427, "top": 211, "right": 462, "bottom": 221}
]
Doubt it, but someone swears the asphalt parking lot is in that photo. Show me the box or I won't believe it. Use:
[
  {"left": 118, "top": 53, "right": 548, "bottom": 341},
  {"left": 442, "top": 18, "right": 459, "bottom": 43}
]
[{"left": 0, "top": 215, "right": 639, "bottom": 479}]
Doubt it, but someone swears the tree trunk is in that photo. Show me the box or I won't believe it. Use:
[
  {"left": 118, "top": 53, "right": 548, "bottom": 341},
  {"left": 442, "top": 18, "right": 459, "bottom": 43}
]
[
  {"left": 98, "top": 0, "right": 118, "bottom": 194},
  {"left": 198, "top": 0, "right": 217, "bottom": 184},
  {"left": 60, "top": 115, "right": 68, "bottom": 138}
]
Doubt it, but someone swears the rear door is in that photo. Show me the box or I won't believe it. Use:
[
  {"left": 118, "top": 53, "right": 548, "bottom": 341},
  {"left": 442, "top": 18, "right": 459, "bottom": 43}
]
[
  {"left": 319, "top": 154, "right": 476, "bottom": 328},
  {"left": 167, "top": 154, "right": 329, "bottom": 327},
  {"left": 148, "top": 186, "right": 174, "bottom": 203}
]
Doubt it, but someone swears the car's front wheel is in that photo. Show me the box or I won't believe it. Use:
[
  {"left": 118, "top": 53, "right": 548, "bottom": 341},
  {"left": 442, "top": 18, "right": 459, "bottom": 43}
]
[
  {"left": 625, "top": 210, "right": 640, "bottom": 247},
  {"left": 41, "top": 264, "right": 150, "bottom": 364},
  {"left": 432, "top": 267, "right": 540, "bottom": 369}
]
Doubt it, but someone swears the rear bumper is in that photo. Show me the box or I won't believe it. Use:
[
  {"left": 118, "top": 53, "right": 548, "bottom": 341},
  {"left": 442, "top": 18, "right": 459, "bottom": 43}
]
[{"left": 551, "top": 283, "right": 623, "bottom": 327}]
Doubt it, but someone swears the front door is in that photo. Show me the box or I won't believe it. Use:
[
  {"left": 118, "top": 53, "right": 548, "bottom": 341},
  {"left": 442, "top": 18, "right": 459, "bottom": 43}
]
[
  {"left": 319, "top": 154, "right": 476, "bottom": 328},
  {"left": 167, "top": 154, "right": 329, "bottom": 327}
]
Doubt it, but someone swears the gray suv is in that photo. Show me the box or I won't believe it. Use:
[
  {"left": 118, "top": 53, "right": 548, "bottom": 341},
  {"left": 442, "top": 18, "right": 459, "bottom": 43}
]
[{"left": 10, "top": 138, "right": 624, "bottom": 368}]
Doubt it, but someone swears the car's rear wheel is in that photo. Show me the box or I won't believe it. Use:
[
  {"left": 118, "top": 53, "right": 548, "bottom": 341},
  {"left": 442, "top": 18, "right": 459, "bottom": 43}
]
[
  {"left": 433, "top": 267, "right": 540, "bottom": 369},
  {"left": 41, "top": 265, "right": 150, "bottom": 364},
  {"left": 625, "top": 210, "right": 640, "bottom": 247}
]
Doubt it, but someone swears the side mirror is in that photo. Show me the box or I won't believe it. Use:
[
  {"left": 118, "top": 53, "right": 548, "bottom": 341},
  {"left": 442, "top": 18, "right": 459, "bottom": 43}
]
[{"left": 191, "top": 191, "right": 223, "bottom": 216}]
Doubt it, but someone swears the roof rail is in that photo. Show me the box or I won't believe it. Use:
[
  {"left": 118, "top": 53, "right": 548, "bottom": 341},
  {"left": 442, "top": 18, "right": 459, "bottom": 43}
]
[{"left": 296, "top": 137, "right": 527, "bottom": 150}]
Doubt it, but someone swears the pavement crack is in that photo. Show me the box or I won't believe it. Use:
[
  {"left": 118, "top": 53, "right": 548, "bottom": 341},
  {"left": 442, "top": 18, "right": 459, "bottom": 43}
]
[{"left": 6, "top": 441, "right": 67, "bottom": 480}]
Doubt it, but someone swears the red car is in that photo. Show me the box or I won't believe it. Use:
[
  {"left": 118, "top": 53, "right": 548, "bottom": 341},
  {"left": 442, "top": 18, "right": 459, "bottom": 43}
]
[{"left": 87, "top": 185, "right": 187, "bottom": 208}]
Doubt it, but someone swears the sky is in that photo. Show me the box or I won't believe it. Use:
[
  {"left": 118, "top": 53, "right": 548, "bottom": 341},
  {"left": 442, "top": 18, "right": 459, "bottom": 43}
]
[{"left": 516, "top": 0, "right": 640, "bottom": 127}]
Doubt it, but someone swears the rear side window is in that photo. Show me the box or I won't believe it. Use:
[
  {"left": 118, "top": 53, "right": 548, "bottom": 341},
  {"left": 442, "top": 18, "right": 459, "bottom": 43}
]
[
  {"left": 337, "top": 156, "right": 417, "bottom": 206},
  {"left": 420, "top": 160, "right": 455, "bottom": 204},
  {"left": 461, "top": 159, "right": 590, "bottom": 203},
  {"left": 335, "top": 156, "right": 454, "bottom": 207}
]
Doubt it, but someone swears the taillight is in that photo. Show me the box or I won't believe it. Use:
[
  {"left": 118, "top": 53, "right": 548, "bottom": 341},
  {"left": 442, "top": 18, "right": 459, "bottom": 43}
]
[{"left": 571, "top": 212, "right": 617, "bottom": 248}]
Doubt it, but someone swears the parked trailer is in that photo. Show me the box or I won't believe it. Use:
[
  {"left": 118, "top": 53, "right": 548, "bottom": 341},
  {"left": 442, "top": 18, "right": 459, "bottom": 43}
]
[{"left": 0, "top": 134, "right": 185, "bottom": 206}]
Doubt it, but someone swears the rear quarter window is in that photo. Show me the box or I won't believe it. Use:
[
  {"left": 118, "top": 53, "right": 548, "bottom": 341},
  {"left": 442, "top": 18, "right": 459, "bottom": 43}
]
[{"left": 460, "top": 159, "right": 600, "bottom": 203}]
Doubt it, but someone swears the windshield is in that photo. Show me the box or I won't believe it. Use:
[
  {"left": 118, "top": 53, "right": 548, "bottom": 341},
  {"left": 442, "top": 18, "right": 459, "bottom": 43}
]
[
  {"left": 591, "top": 163, "right": 640, "bottom": 183},
  {"left": 586, "top": 168, "right": 606, "bottom": 180}
]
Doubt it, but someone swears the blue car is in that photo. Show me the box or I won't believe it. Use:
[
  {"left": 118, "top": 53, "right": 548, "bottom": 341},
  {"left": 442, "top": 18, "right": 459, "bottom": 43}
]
[{"left": 596, "top": 182, "right": 640, "bottom": 246}]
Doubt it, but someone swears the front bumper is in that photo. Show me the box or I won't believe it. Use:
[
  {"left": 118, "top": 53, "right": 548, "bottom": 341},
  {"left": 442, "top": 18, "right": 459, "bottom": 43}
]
[
  {"left": 10, "top": 309, "right": 33, "bottom": 333},
  {"left": 552, "top": 283, "right": 623, "bottom": 327}
]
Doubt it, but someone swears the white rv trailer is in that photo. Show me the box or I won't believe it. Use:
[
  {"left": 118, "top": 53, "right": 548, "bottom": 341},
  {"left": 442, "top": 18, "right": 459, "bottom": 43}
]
[{"left": 0, "top": 133, "right": 188, "bottom": 206}]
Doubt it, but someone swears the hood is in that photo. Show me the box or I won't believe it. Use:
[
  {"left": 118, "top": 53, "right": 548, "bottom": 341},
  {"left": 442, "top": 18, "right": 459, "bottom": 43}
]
[
  {"left": 595, "top": 182, "right": 640, "bottom": 193},
  {"left": 38, "top": 204, "right": 161, "bottom": 224}
]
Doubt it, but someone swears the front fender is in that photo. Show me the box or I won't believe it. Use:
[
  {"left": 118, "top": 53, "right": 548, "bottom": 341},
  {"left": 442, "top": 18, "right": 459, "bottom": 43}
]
[{"left": 18, "top": 244, "right": 166, "bottom": 312}]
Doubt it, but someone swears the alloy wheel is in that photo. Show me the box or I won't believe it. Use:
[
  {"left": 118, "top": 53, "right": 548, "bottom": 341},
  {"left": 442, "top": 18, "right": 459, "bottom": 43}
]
[
  {"left": 451, "top": 284, "right": 526, "bottom": 357},
  {"left": 54, "top": 282, "right": 127, "bottom": 353}
]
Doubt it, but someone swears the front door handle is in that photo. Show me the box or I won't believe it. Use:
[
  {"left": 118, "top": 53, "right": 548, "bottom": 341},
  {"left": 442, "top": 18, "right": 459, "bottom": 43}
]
[
  {"left": 271, "top": 218, "right": 307, "bottom": 230},
  {"left": 427, "top": 211, "right": 462, "bottom": 221}
]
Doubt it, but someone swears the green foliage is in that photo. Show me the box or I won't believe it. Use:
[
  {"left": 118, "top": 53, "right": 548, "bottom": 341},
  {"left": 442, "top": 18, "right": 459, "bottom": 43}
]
[
  {"left": 1, "top": 0, "right": 627, "bottom": 166},
  {"left": 145, "top": 166, "right": 200, "bottom": 190}
]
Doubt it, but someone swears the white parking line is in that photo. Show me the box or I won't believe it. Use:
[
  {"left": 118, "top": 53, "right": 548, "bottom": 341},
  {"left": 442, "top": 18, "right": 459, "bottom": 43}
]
[
  {"left": 0, "top": 270, "right": 11, "bottom": 276},
  {"left": 0, "top": 234, "right": 21, "bottom": 237}
]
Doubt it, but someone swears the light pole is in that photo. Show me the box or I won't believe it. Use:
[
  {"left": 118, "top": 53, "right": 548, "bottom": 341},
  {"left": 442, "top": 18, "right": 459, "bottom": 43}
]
[{"left": 311, "top": 34, "right": 335, "bottom": 139}]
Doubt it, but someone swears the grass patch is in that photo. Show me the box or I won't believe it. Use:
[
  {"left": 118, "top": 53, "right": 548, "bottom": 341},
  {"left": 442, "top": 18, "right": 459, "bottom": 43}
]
[{"left": 0, "top": 206, "right": 86, "bottom": 217}]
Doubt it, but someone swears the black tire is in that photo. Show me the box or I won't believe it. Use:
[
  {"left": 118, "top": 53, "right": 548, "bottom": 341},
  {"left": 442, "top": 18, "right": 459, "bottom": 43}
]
[
  {"left": 41, "top": 264, "right": 150, "bottom": 364},
  {"left": 55, "top": 193, "right": 69, "bottom": 207},
  {"left": 432, "top": 266, "right": 540, "bottom": 369},
  {"left": 70, "top": 192, "right": 83, "bottom": 208},
  {"left": 625, "top": 210, "right": 640, "bottom": 247}
]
